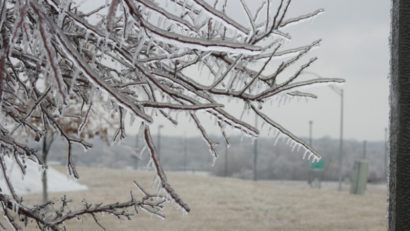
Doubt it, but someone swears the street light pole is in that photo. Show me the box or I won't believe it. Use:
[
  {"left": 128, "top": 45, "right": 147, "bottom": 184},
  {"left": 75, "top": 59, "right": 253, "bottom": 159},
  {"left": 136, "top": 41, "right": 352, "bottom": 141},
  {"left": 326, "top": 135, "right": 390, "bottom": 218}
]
[
  {"left": 309, "top": 120, "right": 313, "bottom": 146},
  {"left": 337, "top": 89, "right": 344, "bottom": 191},
  {"left": 299, "top": 71, "right": 345, "bottom": 191},
  {"left": 308, "top": 120, "right": 313, "bottom": 185}
]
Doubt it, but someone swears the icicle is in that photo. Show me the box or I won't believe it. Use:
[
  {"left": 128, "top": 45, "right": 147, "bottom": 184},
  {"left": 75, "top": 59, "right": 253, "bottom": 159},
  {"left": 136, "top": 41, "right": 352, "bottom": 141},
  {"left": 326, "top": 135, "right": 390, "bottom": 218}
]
[
  {"left": 307, "top": 152, "right": 314, "bottom": 161},
  {"left": 129, "top": 114, "right": 136, "bottom": 126},
  {"left": 302, "top": 150, "right": 308, "bottom": 160},
  {"left": 157, "top": 17, "right": 164, "bottom": 28},
  {"left": 84, "top": 30, "right": 91, "bottom": 43},
  {"left": 285, "top": 137, "right": 291, "bottom": 145},
  {"left": 273, "top": 132, "right": 281, "bottom": 146},
  {"left": 153, "top": 176, "right": 163, "bottom": 195},
  {"left": 133, "top": 33, "right": 147, "bottom": 64},
  {"left": 138, "top": 144, "right": 147, "bottom": 159},
  {"left": 146, "top": 158, "right": 153, "bottom": 169},
  {"left": 267, "top": 127, "right": 272, "bottom": 136},
  {"left": 291, "top": 142, "right": 297, "bottom": 152},
  {"left": 211, "top": 154, "right": 217, "bottom": 167},
  {"left": 311, "top": 156, "right": 321, "bottom": 163},
  {"left": 296, "top": 144, "right": 302, "bottom": 152},
  {"left": 239, "top": 103, "right": 247, "bottom": 120},
  {"left": 69, "top": 68, "right": 80, "bottom": 96}
]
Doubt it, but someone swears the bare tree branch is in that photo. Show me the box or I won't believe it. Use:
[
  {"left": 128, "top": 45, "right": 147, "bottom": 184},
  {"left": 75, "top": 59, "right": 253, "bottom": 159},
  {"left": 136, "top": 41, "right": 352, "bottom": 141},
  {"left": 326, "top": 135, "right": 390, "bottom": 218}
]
[{"left": 0, "top": 0, "right": 342, "bottom": 229}]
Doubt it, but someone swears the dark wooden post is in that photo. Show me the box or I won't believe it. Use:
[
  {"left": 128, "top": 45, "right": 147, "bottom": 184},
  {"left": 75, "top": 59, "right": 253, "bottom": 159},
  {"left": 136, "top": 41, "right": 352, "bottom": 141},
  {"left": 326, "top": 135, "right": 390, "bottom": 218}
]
[{"left": 389, "top": 1, "right": 410, "bottom": 229}]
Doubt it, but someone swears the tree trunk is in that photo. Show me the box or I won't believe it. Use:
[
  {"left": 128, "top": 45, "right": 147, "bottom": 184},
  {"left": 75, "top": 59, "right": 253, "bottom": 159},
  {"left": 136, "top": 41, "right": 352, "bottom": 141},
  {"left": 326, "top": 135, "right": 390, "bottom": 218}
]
[
  {"left": 41, "top": 132, "right": 54, "bottom": 204},
  {"left": 42, "top": 163, "right": 48, "bottom": 203},
  {"left": 389, "top": 1, "right": 410, "bottom": 230}
]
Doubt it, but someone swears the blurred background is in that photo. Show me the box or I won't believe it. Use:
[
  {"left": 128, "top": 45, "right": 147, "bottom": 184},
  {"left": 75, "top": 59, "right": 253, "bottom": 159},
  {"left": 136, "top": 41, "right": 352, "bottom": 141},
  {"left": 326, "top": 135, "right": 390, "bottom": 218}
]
[{"left": 46, "top": 134, "right": 387, "bottom": 183}]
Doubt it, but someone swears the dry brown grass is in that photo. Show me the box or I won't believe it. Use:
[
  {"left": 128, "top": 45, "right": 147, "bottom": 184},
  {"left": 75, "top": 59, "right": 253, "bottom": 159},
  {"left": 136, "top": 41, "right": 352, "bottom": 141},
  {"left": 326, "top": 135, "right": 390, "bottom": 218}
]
[{"left": 18, "top": 166, "right": 387, "bottom": 231}]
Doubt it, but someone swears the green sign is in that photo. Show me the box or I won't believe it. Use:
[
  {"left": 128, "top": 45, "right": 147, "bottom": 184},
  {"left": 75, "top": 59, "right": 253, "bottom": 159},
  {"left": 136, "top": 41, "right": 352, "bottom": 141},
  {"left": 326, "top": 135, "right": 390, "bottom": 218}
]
[{"left": 310, "top": 159, "right": 324, "bottom": 170}]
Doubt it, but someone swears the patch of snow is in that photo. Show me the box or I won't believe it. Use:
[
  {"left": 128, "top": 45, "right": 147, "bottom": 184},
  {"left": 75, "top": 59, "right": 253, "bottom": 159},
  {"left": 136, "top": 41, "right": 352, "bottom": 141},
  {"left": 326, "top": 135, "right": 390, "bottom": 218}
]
[{"left": 0, "top": 157, "right": 87, "bottom": 195}]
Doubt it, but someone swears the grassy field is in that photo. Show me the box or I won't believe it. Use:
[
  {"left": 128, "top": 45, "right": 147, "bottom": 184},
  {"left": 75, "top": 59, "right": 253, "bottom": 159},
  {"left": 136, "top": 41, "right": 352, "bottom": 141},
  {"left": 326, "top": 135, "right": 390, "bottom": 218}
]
[{"left": 17, "top": 166, "right": 387, "bottom": 231}]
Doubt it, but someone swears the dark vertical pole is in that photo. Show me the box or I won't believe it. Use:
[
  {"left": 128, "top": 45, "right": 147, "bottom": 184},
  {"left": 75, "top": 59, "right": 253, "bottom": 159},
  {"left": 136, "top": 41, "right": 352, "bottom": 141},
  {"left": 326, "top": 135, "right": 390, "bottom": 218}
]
[
  {"left": 308, "top": 120, "right": 313, "bottom": 185},
  {"left": 253, "top": 116, "right": 258, "bottom": 181},
  {"left": 390, "top": 1, "right": 410, "bottom": 229},
  {"left": 253, "top": 138, "right": 258, "bottom": 181},
  {"left": 309, "top": 120, "right": 313, "bottom": 146},
  {"left": 135, "top": 134, "right": 139, "bottom": 169},
  {"left": 183, "top": 136, "right": 187, "bottom": 171},
  {"left": 157, "top": 125, "right": 163, "bottom": 161},
  {"left": 224, "top": 143, "right": 228, "bottom": 177},
  {"left": 337, "top": 89, "right": 344, "bottom": 191},
  {"left": 42, "top": 134, "right": 48, "bottom": 203},
  {"left": 157, "top": 132, "right": 160, "bottom": 160}
]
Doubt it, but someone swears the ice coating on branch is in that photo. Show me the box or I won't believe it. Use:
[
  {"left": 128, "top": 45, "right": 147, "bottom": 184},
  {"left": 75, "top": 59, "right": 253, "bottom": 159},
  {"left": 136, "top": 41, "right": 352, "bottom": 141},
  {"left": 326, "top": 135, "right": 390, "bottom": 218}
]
[
  {"left": 0, "top": 0, "right": 341, "bottom": 227},
  {"left": 189, "top": 0, "right": 249, "bottom": 36},
  {"left": 280, "top": 9, "right": 325, "bottom": 28},
  {"left": 146, "top": 28, "right": 261, "bottom": 55}
]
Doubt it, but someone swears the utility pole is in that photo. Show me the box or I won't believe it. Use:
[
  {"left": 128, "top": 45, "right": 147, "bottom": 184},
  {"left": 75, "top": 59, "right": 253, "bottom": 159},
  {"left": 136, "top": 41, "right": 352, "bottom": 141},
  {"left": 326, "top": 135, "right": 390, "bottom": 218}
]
[
  {"left": 389, "top": 1, "right": 410, "bottom": 229},
  {"left": 337, "top": 89, "right": 344, "bottom": 191}
]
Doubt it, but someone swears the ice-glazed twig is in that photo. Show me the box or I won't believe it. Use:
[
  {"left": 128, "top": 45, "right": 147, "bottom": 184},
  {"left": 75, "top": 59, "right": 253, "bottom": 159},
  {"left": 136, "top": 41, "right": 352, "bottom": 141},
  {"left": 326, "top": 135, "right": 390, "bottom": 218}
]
[
  {"left": 143, "top": 124, "right": 190, "bottom": 212},
  {"left": 250, "top": 103, "right": 321, "bottom": 161}
]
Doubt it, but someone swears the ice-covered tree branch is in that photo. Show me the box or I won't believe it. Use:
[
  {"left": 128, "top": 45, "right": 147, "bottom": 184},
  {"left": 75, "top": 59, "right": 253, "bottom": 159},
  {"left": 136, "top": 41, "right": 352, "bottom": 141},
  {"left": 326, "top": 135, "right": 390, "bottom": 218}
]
[{"left": 0, "top": 0, "right": 343, "bottom": 229}]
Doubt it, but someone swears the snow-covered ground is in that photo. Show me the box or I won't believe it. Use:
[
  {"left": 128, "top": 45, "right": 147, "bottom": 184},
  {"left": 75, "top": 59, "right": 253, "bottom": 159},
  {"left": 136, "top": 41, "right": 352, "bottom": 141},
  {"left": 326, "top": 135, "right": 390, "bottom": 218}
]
[{"left": 0, "top": 157, "right": 87, "bottom": 195}]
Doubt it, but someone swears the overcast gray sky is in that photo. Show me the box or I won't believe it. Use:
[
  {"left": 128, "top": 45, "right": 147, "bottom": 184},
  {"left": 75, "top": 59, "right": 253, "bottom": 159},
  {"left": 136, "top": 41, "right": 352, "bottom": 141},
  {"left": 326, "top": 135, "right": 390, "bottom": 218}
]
[
  {"left": 252, "top": 0, "right": 391, "bottom": 141},
  {"left": 273, "top": 0, "right": 391, "bottom": 141},
  {"left": 125, "top": 0, "right": 390, "bottom": 142}
]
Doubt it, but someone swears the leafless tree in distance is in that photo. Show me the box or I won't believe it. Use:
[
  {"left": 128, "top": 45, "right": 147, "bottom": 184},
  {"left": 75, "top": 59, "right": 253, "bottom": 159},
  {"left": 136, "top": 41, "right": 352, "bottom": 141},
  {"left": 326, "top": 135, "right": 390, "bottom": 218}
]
[{"left": 0, "top": 0, "right": 343, "bottom": 230}]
